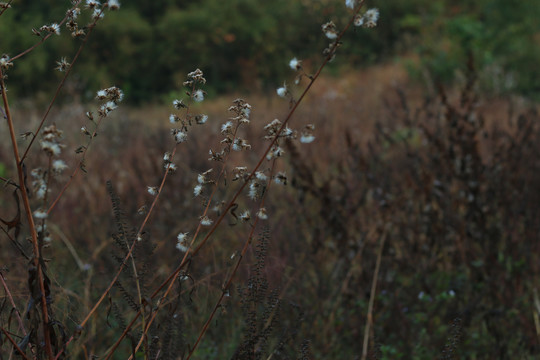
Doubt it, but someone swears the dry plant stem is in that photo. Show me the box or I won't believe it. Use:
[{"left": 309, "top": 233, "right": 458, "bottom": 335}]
[
  {"left": 186, "top": 160, "right": 277, "bottom": 359},
  {"left": 126, "top": 233, "right": 147, "bottom": 355},
  {"left": 361, "top": 228, "right": 387, "bottom": 360},
  {"left": 133, "top": 5, "right": 366, "bottom": 353},
  {"left": 0, "top": 271, "right": 27, "bottom": 336},
  {"left": 47, "top": 114, "right": 104, "bottom": 215},
  {"left": 1, "top": 69, "right": 54, "bottom": 359},
  {"left": 21, "top": 12, "right": 96, "bottom": 164},
  {"left": 0, "top": 0, "right": 13, "bottom": 17},
  {"left": 120, "top": 128, "right": 243, "bottom": 358},
  {"left": 533, "top": 288, "right": 540, "bottom": 343},
  {"left": 50, "top": 224, "right": 86, "bottom": 271},
  {"left": 149, "top": 0, "right": 366, "bottom": 303},
  {"left": 54, "top": 147, "right": 179, "bottom": 359},
  {"left": 10, "top": 1, "right": 81, "bottom": 63},
  {"left": 1, "top": 225, "right": 31, "bottom": 260},
  {"left": 121, "top": 5, "right": 367, "bottom": 356},
  {"left": 102, "top": 313, "right": 140, "bottom": 356},
  {"left": 68, "top": 4, "right": 365, "bottom": 356},
  {"left": 1, "top": 326, "right": 30, "bottom": 360},
  {"left": 322, "top": 228, "right": 374, "bottom": 340}
]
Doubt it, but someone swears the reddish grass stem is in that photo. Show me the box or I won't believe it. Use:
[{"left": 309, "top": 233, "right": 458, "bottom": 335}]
[
  {"left": 0, "top": 326, "right": 30, "bottom": 360},
  {"left": 0, "top": 271, "right": 27, "bottom": 336},
  {"left": 10, "top": 1, "right": 82, "bottom": 63},
  {"left": 0, "top": 0, "right": 14, "bottom": 17},
  {"left": 361, "top": 227, "right": 387, "bottom": 360},
  {"left": 1, "top": 68, "right": 53, "bottom": 359},
  {"left": 186, "top": 160, "right": 277, "bottom": 359}
]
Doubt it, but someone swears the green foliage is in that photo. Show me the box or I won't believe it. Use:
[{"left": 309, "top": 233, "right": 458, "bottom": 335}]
[
  {"left": 2, "top": 0, "right": 538, "bottom": 102},
  {"left": 410, "top": 0, "right": 540, "bottom": 98}
]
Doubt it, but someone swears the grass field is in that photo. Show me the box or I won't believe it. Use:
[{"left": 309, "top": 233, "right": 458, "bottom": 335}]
[{"left": 2, "top": 57, "right": 540, "bottom": 358}]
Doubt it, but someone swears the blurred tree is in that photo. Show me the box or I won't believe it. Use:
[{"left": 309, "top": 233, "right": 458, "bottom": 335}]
[{"left": 1, "top": 0, "right": 539, "bottom": 102}]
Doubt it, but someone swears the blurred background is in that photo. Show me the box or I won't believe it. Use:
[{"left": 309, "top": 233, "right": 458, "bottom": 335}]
[
  {"left": 1, "top": 0, "right": 539, "bottom": 103},
  {"left": 1, "top": 0, "right": 540, "bottom": 358}
]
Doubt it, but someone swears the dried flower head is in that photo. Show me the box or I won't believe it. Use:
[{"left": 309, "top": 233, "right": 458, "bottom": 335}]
[
  {"left": 239, "top": 210, "right": 251, "bottom": 223},
  {"left": 40, "top": 124, "right": 65, "bottom": 156},
  {"left": 248, "top": 182, "right": 259, "bottom": 200},
  {"left": 277, "top": 84, "right": 287, "bottom": 98},
  {"left": 200, "top": 216, "right": 213, "bottom": 226},
  {"left": 55, "top": 58, "right": 71, "bottom": 72},
  {"left": 92, "top": 8, "right": 104, "bottom": 20},
  {"left": 0, "top": 54, "right": 13, "bottom": 69},
  {"left": 322, "top": 21, "right": 338, "bottom": 39},
  {"left": 137, "top": 205, "right": 148, "bottom": 215},
  {"left": 163, "top": 152, "right": 172, "bottom": 163},
  {"left": 300, "top": 133, "right": 315, "bottom": 143},
  {"left": 257, "top": 207, "right": 268, "bottom": 220},
  {"left": 195, "top": 114, "right": 208, "bottom": 124},
  {"left": 147, "top": 186, "right": 158, "bottom": 196},
  {"left": 221, "top": 121, "right": 234, "bottom": 134},
  {"left": 289, "top": 57, "right": 302, "bottom": 71},
  {"left": 176, "top": 232, "right": 189, "bottom": 252},
  {"left": 86, "top": 0, "right": 100, "bottom": 9},
  {"left": 40, "top": 23, "right": 61, "bottom": 35},
  {"left": 208, "top": 149, "right": 224, "bottom": 162},
  {"left": 165, "top": 162, "right": 177, "bottom": 173},
  {"left": 232, "top": 138, "right": 251, "bottom": 151},
  {"left": 192, "top": 89, "right": 205, "bottom": 102},
  {"left": 232, "top": 166, "right": 249, "bottom": 181},
  {"left": 106, "top": 0, "right": 120, "bottom": 10},
  {"left": 66, "top": 8, "right": 80, "bottom": 20},
  {"left": 364, "top": 8, "right": 380, "bottom": 27},
  {"left": 172, "top": 129, "right": 188, "bottom": 143},
  {"left": 274, "top": 172, "right": 288, "bottom": 185},
  {"left": 169, "top": 114, "right": 180, "bottom": 124},
  {"left": 99, "top": 101, "right": 117, "bottom": 116},
  {"left": 345, "top": 0, "right": 356, "bottom": 9},
  {"left": 34, "top": 209, "right": 48, "bottom": 220},
  {"left": 186, "top": 68, "right": 206, "bottom": 85},
  {"left": 264, "top": 119, "right": 282, "bottom": 138},
  {"left": 52, "top": 159, "right": 68, "bottom": 173},
  {"left": 173, "top": 99, "right": 186, "bottom": 109},
  {"left": 355, "top": 8, "right": 380, "bottom": 28},
  {"left": 96, "top": 86, "right": 124, "bottom": 103}
]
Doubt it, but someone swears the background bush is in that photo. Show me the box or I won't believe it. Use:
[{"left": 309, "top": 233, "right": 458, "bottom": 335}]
[{"left": 2, "top": 0, "right": 539, "bottom": 103}]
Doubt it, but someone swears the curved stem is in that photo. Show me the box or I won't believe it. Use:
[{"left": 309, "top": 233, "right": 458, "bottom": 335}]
[
  {"left": 361, "top": 227, "right": 387, "bottom": 360},
  {"left": 1, "top": 67, "right": 53, "bottom": 359},
  {"left": 0, "top": 326, "right": 30, "bottom": 360}
]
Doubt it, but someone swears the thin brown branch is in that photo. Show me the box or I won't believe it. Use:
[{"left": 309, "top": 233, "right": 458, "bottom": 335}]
[
  {"left": 186, "top": 160, "right": 277, "bottom": 359},
  {"left": 47, "top": 112, "right": 104, "bottom": 215},
  {"left": 10, "top": 1, "right": 82, "bottom": 63},
  {"left": 0, "top": 0, "right": 14, "bottom": 17},
  {"left": 361, "top": 227, "right": 387, "bottom": 360},
  {"left": 21, "top": 12, "right": 97, "bottom": 163},
  {"left": 0, "top": 326, "right": 30, "bottom": 360},
  {"left": 0, "top": 270, "right": 27, "bottom": 336},
  {"left": 1, "top": 67, "right": 54, "bottom": 359}
]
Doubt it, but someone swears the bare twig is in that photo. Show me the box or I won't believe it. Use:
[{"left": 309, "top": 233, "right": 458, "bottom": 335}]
[
  {"left": 1, "top": 67, "right": 54, "bottom": 359},
  {"left": 361, "top": 227, "right": 387, "bottom": 360},
  {"left": 0, "top": 326, "right": 30, "bottom": 360}
]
